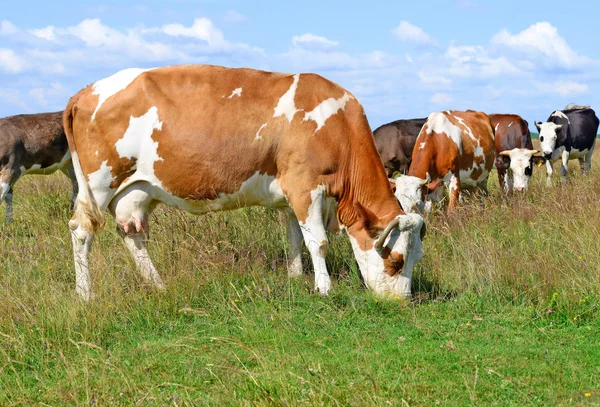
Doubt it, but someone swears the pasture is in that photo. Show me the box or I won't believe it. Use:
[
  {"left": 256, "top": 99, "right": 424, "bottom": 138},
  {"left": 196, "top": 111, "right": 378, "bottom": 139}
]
[{"left": 0, "top": 140, "right": 599, "bottom": 406}]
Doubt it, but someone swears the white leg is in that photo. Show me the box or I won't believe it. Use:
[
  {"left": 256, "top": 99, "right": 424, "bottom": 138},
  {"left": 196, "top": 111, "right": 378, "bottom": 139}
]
[
  {"left": 286, "top": 211, "right": 304, "bottom": 277},
  {"left": 70, "top": 223, "right": 94, "bottom": 300},
  {"left": 119, "top": 230, "right": 165, "bottom": 290},
  {"left": 545, "top": 160, "right": 554, "bottom": 187},
  {"left": 297, "top": 187, "right": 330, "bottom": 295},
  {"left": 560, "top": 150, "right": 570, "bottom": 183},
  {"left": 584, "top": 143, "right": 595, "bottom": 175}
]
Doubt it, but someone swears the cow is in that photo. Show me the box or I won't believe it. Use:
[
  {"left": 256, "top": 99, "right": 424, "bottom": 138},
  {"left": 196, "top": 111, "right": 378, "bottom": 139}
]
[
  {"left": 63, "top": 65, "right": 426, "bottom": 301},
  {"left": 373, "top": 118, "right": 427, "bottom": 177},
  {"left": 535, "top": 106, "right": 599, "bottom": 185},
  {"left": 394, "top": 110, "right": 495, "bottom": 214},
  {"left": 0, "top": 111, "right": 77, "bottom": 223},
  {"left": 489, "top": 114, "right": 545, "bottom": 192}
]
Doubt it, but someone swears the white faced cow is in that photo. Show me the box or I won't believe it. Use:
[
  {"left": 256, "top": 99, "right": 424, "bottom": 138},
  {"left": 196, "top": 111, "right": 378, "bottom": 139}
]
[
  {"left": 394, "top": 110, "right": 495, "bottom": 214},
  {"left": 535, "top": 107, "right": 599, "bottom": 185},
  {"left": 64, "top": 65, "right": 426, "bottom": 301},
  {"left": 0, "top": 111, "right": 77, "bottom": 223},
  {"left": 489, "top": 113, "right": 545, "bottom": 192}
]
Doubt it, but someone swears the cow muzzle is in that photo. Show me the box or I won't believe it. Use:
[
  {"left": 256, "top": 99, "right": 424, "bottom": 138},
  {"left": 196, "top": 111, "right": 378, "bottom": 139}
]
[{"left": 543, "top": 152, "right": 552, "bottom": 159}]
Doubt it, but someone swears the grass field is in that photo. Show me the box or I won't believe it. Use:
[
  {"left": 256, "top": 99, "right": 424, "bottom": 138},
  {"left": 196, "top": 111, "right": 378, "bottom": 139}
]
[{"left": 1, "top": 141, "right": 599, "bottom": 406}]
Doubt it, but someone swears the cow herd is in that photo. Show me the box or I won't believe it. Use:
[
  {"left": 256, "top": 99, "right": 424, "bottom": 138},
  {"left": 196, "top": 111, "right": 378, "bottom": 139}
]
[{"left": 1, "top": 64, "right": 599, "bottom": 301}]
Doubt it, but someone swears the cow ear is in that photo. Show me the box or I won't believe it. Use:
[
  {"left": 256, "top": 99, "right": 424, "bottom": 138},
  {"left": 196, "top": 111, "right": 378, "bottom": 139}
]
[
  {"left": 532, "top": 156, "right": 546, "bottom": 167},
  {"left": 495, "top": 153, "right": 511, "bottom": 165},
  {"left": 425, "top": 179, "right": 443, "bottom": 192},
  {"left": 354, "top": 201, "right": 382, "bottom": 236},
  {"left": 535, "top": 122, "right": 542, "bottom": 131}
]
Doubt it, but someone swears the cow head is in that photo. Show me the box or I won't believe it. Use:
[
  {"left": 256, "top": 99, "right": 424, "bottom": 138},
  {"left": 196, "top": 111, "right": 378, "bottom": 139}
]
[
  {"left": 496, "top": 149, "right": 545, "bottom": 191},
  {"left": 346, "top": 203, "right": 426, "bottom": 298},
  {"left": 393, "top": 173, "right": 442, "bottom": 214},
  {"left": 535, "top": 121, "right": 563, "bottom": 159}
]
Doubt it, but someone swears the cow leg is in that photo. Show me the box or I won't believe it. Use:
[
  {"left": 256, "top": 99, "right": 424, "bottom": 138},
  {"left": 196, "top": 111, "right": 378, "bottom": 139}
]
[
  {"left": 545, "top": 160, "right": 554, "bottom": 187},
  {"left": 1, "top": 166, "right": 20, "bottom": 223},
  {"left": 583, "top": 142, "right": 595, "bottom": 176},
  {"left": 288, "top": 187, "right": 330, "bottom": 295},
  {"left": 560, "top": 150, "right": 570, "bottom": 184},
  {"left": 497, "top": 167, "right": 507, "bottom": 193},
  {"left": 70, "top": 223, "right": 94, "bottom": 300},
  {"left": 447, "top": 173, "right": 461, "bottom": 214},
  {"left": 110, "top": 184, "right": 164, "bottom": 290},
  {"left": 285, "top": 210, "right": 304, "bottom": 277},
  {"left": 61, "top": 162, "right": 78, "bottom": 210}
]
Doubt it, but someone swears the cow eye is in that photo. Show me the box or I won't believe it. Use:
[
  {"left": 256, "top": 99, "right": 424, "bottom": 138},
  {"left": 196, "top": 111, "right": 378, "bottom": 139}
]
[
  {"left": 525, "top": 166, "right": 532, "bottom": 176},
  {"left": 540, "top": 136, "right": 544, "bottom": 142}
]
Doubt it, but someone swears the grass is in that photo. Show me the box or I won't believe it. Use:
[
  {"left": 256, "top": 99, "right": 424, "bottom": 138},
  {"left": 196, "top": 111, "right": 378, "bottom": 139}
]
[{"left": 0, "top": 141, "right": 599, "bottom": 405}]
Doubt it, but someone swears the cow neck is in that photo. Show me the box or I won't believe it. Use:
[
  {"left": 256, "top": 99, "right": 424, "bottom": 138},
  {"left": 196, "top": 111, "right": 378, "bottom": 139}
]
[
  {"left": 336, "top": 127, "right": 402, "bottom": 230},
  {"left": 407, "top": 144, "right": 435, "bottom": 180}
]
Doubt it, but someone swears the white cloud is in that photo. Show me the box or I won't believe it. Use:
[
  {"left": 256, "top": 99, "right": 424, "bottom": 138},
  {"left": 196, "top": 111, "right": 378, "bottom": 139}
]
[
  {"left": 159, "top": 18, "right": 226, "bottom": 47},
  {"left": 31, "top": 26, "right": 56, "bottom": 41},
  {"left": 491, "top": 22, "right": 587, "bottom": 68},
  {"left": 445, "top": 44, "right": 522, "bottom": 78},
  {"left": 0, "top": 49, "right": 26, "bottom": 73},
  {"left": 430, "top": 92, "right": 453, "bottom": 105},
  {"left": 419, "top": 71, "right": 452, "bottom": 85},
  {"left": 29, "top": 82, "right": 64, "bottom": 106},
  {"left": 0, "top": 20, "right": 18, "bottom": 36},
  {"left": 292, "top": 33, "right": 339, "bottom": 50},
  {"left": 537, "top": 80, "right": 589, "bottom": 97},
  {"left": 0, "top": 88, "right": 27, "bottom": 110},
  {"left": 392, "top": 21, "right": 438, "bottom": 46},
  {"left": 224, "top": 10, "right": 248, "bottom": 23}
]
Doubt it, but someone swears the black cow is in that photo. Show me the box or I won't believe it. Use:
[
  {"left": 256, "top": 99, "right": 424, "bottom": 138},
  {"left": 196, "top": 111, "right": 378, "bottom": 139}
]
[
  {"left": 535, "top": 106, "right": 599, "bottom": 185},
  {"left": 373, "top": 118, "right": 426, "bottom": 177},
  {"left": 0, "top": 111, "right": 77, "bottom": 222}
]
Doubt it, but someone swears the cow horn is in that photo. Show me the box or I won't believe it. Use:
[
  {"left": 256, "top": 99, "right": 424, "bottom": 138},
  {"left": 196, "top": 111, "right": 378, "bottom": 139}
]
[
  {"left": 420, "top": 172, "right": 431, "bottom": 186},
  {"left": 530, "top": 149, "right": 539, "bottom": 155},
  {"left": 499, "top": 150, "right": 512, "bottom": 156},
  {"left": 374, "top": 217, "right": 401, "bottom": 250}
]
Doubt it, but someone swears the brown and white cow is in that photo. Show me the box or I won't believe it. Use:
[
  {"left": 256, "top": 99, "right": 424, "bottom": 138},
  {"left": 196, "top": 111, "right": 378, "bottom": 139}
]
[
  {"left": 0, "top": 111, "right": 77, "bottom": 223},
  {"left": 64, "top": 65, "right": 426, "bottom": 301},
  {"left": 394, "top": 110, "right": 495, "bottom": 214},
  {"left": 489, "top": 114, "right": 544, "bottom": 192}
]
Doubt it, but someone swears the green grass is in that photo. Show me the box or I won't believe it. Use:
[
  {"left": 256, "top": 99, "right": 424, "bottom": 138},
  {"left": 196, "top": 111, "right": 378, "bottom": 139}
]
[{"left": 1, "top": 143, "right": 600, "bottom": 406}]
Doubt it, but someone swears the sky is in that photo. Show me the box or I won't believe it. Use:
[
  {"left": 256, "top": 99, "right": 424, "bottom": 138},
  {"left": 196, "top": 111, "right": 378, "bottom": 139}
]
[{"left": 1, "top": 0, "right": 599, "bottom": 130}]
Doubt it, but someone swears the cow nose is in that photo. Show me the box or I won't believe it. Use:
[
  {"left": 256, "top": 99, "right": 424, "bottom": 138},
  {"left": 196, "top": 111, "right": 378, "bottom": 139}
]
[
  {"left": 543, "top": 152, "right": 552, "bottom": 159},
  {"left": 514, "top": 186, "right": 524, "bottom": 192}
]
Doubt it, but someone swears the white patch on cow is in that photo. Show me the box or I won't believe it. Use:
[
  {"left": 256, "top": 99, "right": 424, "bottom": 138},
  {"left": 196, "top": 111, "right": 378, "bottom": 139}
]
[
  {"left": 95, "top": 150, "right": 99, "bottom": 156},
  {"left": 273, "top": 74, "right": 301, "bottom": 123},
  {"left": 425, "top": 112, "right": 463, "bottom": 154},
  {"left": 91, "top": 68, "right": 153, "bottom": 120},
  {"left": 449, "top": 174, "right": 459, "bottom": 194},
  {"left": 303, "top": 93, "right": 353, "bottom": 133},
  {"left": 508, "top": 121, "right": 513, "bottom": 127},
  {"left": 551, "top": 110, "right": 569, "bottom": 122},
  {"left": 454, "top": 115, "right": 484, "bottom": 158},
  {"left": 394, "top": 175, "right": 427, "bottom": 214},
  {"left": 495, "top": 123, "right": 500, "bottom": 132},
  {"left": 87, "top": 160, "right": 115, "bottom": 208},
  {"left": 20, "top": 151, "right": 72, "bottom": 175},
  {"left": 224, "top": 87, "right": 242, "bottom": 99},
  {"left": 254, "top": 123, "right": 267, "bottom": 141},
  {"left": 345, "top": 213, "right": 424, "bottom": 298},
  {"left": 419, "top": 142, "right": 426, "bottom": 150},
  {"left": 0, "top": 183, "right": 9, "bottom": 200},
  {"left": 114, "top": 106, "right": 164, "bottom": 189},
  {"left": 568, "top": 147, "right": 590, "bottom": 160},
  {"left": 538, "top": 122, "right": 562, "bottom": 155}
]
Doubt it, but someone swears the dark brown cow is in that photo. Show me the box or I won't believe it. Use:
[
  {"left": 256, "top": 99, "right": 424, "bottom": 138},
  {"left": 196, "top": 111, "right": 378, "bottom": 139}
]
[
  {"left": 0, "top": 111, "right": 77, "bottom": 222},
  {"left": 373, "top": 118, "right": 427, "bottom": 176},
  {"left": 489, "top": 114, "right": 543, "bottom": 192},
  {"left": 64, "top": 65, "right": 425, "bottom": 300}
]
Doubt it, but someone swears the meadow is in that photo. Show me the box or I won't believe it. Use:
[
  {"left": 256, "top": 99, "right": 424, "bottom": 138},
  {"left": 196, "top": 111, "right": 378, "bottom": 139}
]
[{"left": 0, "top": 140, "right": 599, "bottom": 406}]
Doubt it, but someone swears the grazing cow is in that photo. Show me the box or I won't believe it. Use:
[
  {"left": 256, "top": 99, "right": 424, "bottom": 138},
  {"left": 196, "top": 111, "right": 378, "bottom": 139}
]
[
  {"left": 489, "top": 114, "right": 544, "bottom": 192},
  {"left": 0, "top": 111, "right": 77, "bottom": 222},
  {"left": 535, "top": 106, "right": 599, "bottom": 185},
  {"left": 373, "top": 118, "right": 427, "bottom": 176},
  {"left": 64, "top": 65, "right": 426, "bottom": 301},
  {"left": 394, "top": 110, "right": 495, "bottom": 214}
]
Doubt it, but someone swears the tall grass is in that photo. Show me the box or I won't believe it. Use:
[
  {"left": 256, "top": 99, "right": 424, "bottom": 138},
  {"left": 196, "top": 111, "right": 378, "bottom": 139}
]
[{"left": 0, "top": 141, "right": 599, "bottom": 405}]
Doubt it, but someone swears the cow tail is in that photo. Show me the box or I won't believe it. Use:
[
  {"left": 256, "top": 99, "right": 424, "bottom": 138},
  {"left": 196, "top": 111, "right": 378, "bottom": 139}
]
[{"left": 63, "top": 90, "right": 105, "bottom": 234}]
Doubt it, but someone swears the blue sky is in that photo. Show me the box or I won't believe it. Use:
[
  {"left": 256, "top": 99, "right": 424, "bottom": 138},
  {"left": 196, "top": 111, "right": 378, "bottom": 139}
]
[{"left": 1, "top": 0, "right": 599, "bottom": 129}]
